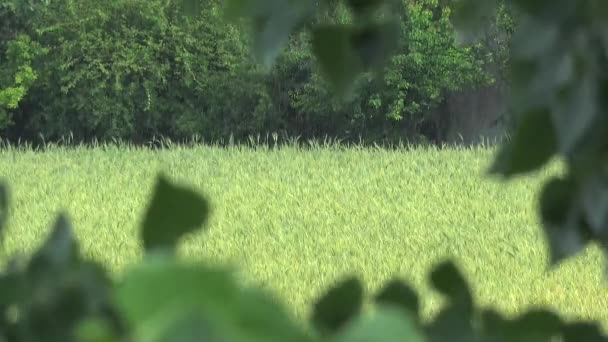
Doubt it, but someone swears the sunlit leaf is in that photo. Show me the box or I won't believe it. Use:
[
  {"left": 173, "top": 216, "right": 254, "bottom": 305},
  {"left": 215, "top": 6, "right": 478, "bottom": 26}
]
[
  {"left": 115, "top": 257, "right": 239, "bottom": 340},
  {"left": 231, "top": 287, "right": 313, "bottom": 342},
  {"left": 311, "top": 276, "right": 363, "bottom": 336},
  {"left": 141, "top": 174, "right": 211, "bottom": 254}
]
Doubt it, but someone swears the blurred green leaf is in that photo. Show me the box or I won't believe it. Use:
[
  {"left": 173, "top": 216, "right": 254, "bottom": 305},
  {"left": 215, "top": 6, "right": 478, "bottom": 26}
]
[
  {"left": 581, "top": 171, "right": 608, "bottom": 237},
  {"left": 312, "top": 25, "right": 362, "bottom": 96},
  {"left": 429, "top": 261, "right": 473, "bottom": 311},
  {"left": 489, "top": 108, "right": 557, "bottom": 177},
  {"left": 562, "top": 321, "right": 606, "bottom": 342},
  {"left": 332, "top": 305, "right": 425, "bottom": 342},
  {"left": 224, "top": 0, "right": 314, "bottom": 68},
  {"left": 451, "top": 0, "right": 498, "bottom": 44},
  {"left": 115, "top": 257, "right": 239, "bottom": 341},
  {"left": 229, "top": 287, "right": 314, "bottom": 342},
  {"left": 28, "top": 213, "right": 79, "bottom": 273},
  {"left": 116, "top": 256, "right": 310, "bottom": 342},
  {"left": 508, "top": 309, "right": 563, "bottom": 341},
  {"left": 311, "top": 276, "right": 363, "bottom": 336},
  {"left": 510, "top": 18, "right": 559, "bottom": 60},
  {"left": 424, "top": 304, "right": 476, "bottom": 342},
  {"left": 551, "top": 73, "right": 599, "bottom": 155},
  {"left": 75, "top": 317, "right": 119, "bottom": 342},
  {"left": 156, "top": 310, "right": 221, "bottom": 342},
  {"left": 346, "top": 0, "right": 384, "bottom": 17},
  {"left": 539, "top": 177, "right": 591, "bottom": 266},
  {"left": 373, "top": 279, "right": 419, "bottom": 319},
  {"left": 141, "top": 174, "right": 210, "bottom": 254},
  {"left": 351, "top": 20, "right": 399, "bottom": 71},
  {"left": 511, "top": 0, "right": 577, "bottom": 23}
]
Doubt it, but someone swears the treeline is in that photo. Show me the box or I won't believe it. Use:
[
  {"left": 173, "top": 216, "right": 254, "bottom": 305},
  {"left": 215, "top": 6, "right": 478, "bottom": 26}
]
[{"left": 0, "top": 0, "right": 513, "bottom": 146}]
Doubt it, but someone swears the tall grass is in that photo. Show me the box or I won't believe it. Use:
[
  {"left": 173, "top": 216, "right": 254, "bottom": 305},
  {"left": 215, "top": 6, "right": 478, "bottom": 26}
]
[{"left": 1, "top": 138, "right": 605, "bottom": 329}]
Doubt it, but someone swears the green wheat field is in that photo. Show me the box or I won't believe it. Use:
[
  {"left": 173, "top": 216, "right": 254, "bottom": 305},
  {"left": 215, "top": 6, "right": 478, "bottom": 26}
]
[{"left": 1, "top": 141, "right": 607, "bottom": 329}]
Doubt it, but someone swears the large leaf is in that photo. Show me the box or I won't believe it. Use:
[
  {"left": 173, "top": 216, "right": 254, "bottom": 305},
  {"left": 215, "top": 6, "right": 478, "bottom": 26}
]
[
  {"left": 332, "top": 305, "right": 425, "bottom": 342},
  {"left": 539, "top": 177, "right": 591, "bottom": 266},
  {"left": 116, "top": 257, "right": 310, "bottom": 342},
  {"left": 115, "top": 257, "right": 240, "bottom": 341},
  {"left": 141, "top": 174, "right": 211, "bottom": 254},
  {"left": 510, "top": 18, "right": 559, "bottom": 60},
  {"left": 580, "top": 171, "right": 608, "bottom": 238},
  {"left": 312, "top": 25, "right": 362, "bottom": 96},
  {"left": 311, "top": 276, "right": 364, "bottom": 336},
  {"left": 551, "top": 72, "right": 599, "bottom": 156},
  {"left": 489, "top": 108, "right": 557, "bottom": 177},
  {"left": 229, "top": 287, "right": 314, "bottom": 342}
]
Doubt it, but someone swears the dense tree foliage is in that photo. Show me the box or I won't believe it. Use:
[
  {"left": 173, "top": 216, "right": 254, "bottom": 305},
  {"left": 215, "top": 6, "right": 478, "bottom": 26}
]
[{"left": 0, "top": 0, "right": 511, "bottom": 145}]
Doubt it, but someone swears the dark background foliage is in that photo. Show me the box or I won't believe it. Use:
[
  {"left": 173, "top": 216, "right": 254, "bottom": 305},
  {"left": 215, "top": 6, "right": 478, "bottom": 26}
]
[{"left": 0, "top": 0, "right": 513, "bottom": 146}]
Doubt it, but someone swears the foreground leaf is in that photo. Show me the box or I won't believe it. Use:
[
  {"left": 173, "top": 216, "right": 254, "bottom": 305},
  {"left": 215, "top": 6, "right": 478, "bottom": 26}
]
[
  {"left": 429, "top": 261, "right": 473, "bottom": 312},
  {"left": 580, "top": 171, "right": 608, "bottom": 237},
  {"left": 225, "top": 0, "right": 314, "bottom": 68},
  {"left": 539, "top": 177, "right": 591, "bottom": 266},
  {"left": 351, "top": 20, "right": 399, "bottom": 71},
  {"left": 141, "top": 174, "right": 211, "bottom": 254},
  {"left": 373, "top": 279, "right": 419, "bottom": 319},
  {"left": 489, "top": 108, "right": 557, "bottom": 177},
  {"left": 312, "top": 25, "right": 362, "bottom": 95},
  {"left": 115, "top": 257, "right": 239, "bottom": 341},
  {"left": 28, "top": 214, "right": 79, "bottom": 273},
  {"left": 332, "top": 305, "right": 425, "bottom": 342},
  {"left": 311, "top": 276, "right": 364, "bottom": 336}
]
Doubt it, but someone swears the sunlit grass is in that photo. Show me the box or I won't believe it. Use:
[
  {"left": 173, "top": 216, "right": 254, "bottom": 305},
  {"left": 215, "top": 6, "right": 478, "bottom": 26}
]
[{"left": 1, "top": 139, "right": 606, "bottom": 329}]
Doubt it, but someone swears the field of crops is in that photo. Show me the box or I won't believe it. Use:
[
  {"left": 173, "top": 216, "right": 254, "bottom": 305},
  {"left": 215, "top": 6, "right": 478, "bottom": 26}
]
[{"left": 1, "top": 141, "right": 606, "bottom": 328}]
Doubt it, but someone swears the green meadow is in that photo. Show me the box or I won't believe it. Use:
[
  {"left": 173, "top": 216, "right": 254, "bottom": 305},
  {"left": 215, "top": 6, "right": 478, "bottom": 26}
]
[{"left": 1, "top": 142, "right": 607, "bottom": 329}]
